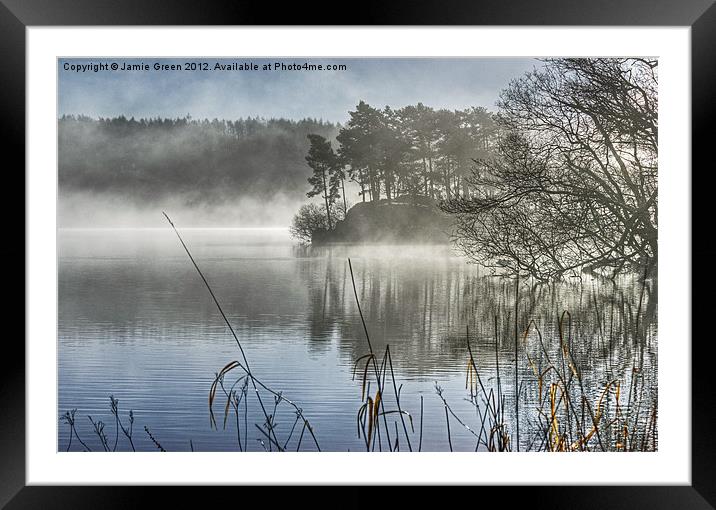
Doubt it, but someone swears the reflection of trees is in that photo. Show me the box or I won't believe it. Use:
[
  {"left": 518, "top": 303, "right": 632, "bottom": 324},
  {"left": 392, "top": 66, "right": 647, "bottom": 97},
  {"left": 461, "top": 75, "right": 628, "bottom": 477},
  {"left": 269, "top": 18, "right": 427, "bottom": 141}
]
[
  {"left": 297, "top": 251, "right": 343, "bottom": 352},
  {"left": 296, "top": 248, "right": 656, "bottom": 391}
]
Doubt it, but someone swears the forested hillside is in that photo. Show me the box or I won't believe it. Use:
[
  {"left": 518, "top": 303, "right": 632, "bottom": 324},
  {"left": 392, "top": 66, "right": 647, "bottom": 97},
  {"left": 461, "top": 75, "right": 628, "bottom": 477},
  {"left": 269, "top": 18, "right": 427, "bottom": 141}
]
[{"left": 58, "top": 115, "right": 339, "bottom": 205}]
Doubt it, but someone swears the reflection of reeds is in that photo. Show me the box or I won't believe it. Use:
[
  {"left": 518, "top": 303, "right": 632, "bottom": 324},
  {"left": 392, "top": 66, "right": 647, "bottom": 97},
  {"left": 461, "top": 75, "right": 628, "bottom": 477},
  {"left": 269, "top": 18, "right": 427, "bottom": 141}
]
[
  {"left": 517, "top": 312, "right": 657, "bottom": 452},
  {"left": 59, "top": 236, "right": 656, "bottom": 452},
  {"left": 344, "top": 260, "right": 656, "bottom": 453}
]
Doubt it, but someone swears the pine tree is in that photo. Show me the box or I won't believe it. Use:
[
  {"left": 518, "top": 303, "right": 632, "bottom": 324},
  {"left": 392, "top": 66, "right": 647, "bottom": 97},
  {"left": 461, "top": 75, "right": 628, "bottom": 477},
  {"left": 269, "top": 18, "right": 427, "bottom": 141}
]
[{"left": 305, "top": 134, "right": 339, "bottom": 230}]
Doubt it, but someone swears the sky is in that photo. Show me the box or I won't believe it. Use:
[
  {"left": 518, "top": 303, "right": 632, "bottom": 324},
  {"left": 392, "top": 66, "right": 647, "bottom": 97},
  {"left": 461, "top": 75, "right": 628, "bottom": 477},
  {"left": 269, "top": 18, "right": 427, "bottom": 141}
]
[
  {"left": 58, "top": 57, "right": 542, "bottom": 228},
  {"left": 58, "top": 58, "right": 540, "bottom": 122}
]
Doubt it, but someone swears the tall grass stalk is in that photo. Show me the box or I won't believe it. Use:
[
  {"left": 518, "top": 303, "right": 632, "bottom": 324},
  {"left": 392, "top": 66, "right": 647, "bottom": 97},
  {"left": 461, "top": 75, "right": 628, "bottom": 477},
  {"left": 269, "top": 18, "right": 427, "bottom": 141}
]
[{"left": 165, "top": 212, "right": 321, "bottom": 452}]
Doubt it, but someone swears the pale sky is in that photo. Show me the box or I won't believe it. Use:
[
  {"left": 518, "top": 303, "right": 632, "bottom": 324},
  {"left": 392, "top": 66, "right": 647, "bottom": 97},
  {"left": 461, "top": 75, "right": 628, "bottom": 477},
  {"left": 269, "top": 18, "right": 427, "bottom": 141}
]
[{"left": 58, "top": 57, "right": 540, "bottom": 122}]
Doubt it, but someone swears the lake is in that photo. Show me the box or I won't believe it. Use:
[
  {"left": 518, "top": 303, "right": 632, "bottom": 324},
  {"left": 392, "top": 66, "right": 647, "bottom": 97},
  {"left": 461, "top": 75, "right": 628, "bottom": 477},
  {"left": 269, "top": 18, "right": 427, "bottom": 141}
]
[{"left": 58, "top": 228, "right": 657, "bottom": 452}]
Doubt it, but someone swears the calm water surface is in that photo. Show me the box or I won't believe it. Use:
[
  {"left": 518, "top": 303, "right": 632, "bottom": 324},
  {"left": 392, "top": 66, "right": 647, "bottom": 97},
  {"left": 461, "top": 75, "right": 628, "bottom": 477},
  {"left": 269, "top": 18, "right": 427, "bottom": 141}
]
[{"left": 58, "top": 228, "right": 657, "bottom": 452}]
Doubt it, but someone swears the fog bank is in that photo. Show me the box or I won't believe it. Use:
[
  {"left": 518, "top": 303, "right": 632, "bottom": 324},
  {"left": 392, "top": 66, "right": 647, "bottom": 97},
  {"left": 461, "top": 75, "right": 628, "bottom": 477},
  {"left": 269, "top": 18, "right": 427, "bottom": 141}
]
[{"left": 58, "top": 116, "right": 339, "bottom": 227}]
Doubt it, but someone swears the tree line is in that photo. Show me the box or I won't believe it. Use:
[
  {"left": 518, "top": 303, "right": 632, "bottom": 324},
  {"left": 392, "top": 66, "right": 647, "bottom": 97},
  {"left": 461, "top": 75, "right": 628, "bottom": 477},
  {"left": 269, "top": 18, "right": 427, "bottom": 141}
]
[
  {"left": 442, "top": 58, "right": 657, "bottom": 280},
  {"left": 301, "top": 102, "right": 498, "bottom": 229},
  {"left": 59, "top": 114, "right": 338, "bottom": 203},
  {"left": 298, "top": 59, "right": 658, "bottom": 282}
]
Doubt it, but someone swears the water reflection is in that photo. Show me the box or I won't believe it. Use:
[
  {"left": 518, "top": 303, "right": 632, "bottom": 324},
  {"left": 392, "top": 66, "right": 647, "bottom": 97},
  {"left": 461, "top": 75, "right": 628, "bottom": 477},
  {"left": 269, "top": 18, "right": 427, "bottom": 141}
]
[{"left": 58, "top": 229, "right": 657, "bottom": 451}]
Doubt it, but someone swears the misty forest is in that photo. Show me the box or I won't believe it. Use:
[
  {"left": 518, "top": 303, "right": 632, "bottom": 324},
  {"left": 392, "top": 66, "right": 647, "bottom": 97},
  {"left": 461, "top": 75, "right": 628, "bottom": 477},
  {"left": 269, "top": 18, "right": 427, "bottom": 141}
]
[{"left": 59, "top": 58, "right": 657, "bottom": 453}]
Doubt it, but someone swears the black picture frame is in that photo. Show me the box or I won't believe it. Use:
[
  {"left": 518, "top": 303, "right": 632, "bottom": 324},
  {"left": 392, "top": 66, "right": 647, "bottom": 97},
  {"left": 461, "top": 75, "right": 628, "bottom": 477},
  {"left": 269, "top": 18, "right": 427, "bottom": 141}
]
[{"left": 6, "top": 0, "right": 714, "bottom": 505}]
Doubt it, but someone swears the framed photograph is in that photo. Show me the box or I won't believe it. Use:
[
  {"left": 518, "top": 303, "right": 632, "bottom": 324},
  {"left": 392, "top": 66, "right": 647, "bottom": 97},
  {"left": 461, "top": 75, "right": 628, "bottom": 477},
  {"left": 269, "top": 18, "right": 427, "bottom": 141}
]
[{"left": 7, "top": 0, "right": 714, "bottom": 504}]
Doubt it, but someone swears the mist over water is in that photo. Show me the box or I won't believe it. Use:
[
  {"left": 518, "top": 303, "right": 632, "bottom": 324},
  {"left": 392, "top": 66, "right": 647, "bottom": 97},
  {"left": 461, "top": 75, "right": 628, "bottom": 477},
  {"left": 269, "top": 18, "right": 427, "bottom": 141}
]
[
  {"left": 56, "top": 57, "right": 658, "bottom": 453},
  {"left": 58, "top": 229, "right": 657, "bottom": 452},
  {"left": 59, "top": 191, "right": 305, "bottom": 228}
]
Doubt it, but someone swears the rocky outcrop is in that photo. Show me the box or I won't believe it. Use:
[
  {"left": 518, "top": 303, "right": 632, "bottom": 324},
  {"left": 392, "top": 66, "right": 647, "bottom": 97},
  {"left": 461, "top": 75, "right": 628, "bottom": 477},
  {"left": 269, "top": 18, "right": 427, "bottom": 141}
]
[{"left": 311, "top": 196, "right": 452, "bottom": 244}]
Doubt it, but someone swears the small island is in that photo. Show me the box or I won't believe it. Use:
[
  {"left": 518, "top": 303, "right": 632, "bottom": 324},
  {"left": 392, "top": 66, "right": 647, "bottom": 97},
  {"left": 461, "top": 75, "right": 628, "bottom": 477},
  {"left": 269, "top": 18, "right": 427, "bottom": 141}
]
[
  {"left": 56, "top": 57, "right": 659, "bottom": 455},
  {"left": 290, "top": 101, "right": 493, "bottom": 246},
  {"left": 309, "top": 196, "right": 452, "bottom": 245}
]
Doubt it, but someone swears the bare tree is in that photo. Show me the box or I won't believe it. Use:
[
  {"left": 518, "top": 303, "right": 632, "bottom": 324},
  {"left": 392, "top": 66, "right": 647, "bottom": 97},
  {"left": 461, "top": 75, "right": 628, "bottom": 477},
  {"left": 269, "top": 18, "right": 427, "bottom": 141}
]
[
  {"left": 289, "top": 203, "right": 329, "bottom": 243},
  {"left": 289, "top": 202, "right": 346, "bottom": 243},
  {"left": 442, "top": 58, "right": 658, "bottom": 280}
]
